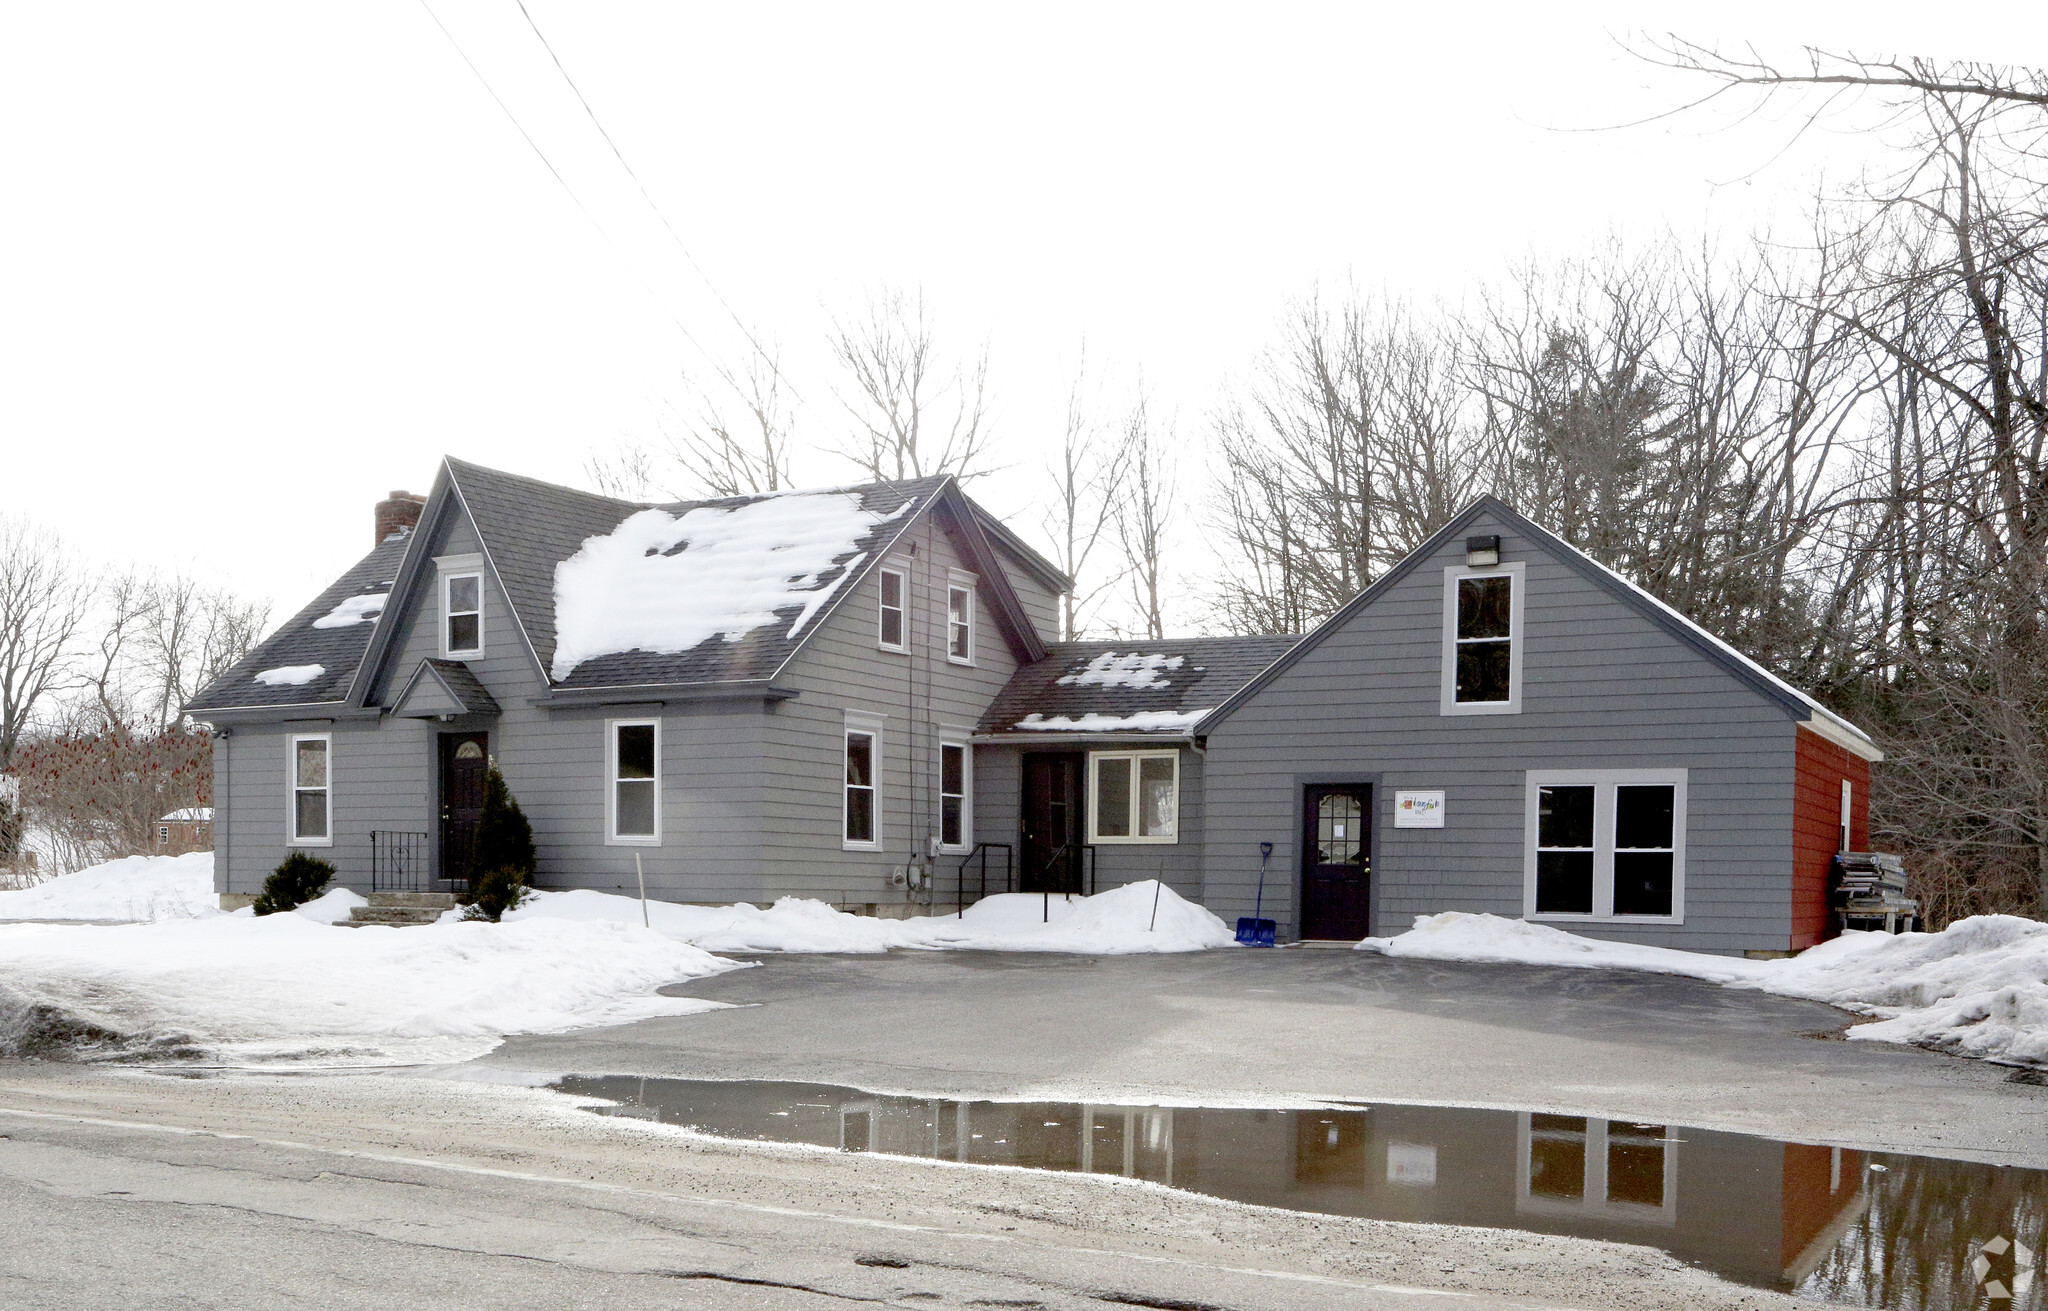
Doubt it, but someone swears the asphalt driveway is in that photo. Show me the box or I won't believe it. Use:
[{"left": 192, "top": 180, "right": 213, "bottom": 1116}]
[{"left": 486, "top": 948, "right": 2048, "bottom": 1166}]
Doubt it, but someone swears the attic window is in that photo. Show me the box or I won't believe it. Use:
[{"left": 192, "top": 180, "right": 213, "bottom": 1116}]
[
  {"left": 1441, "top": 561, "right": 1523, "bottom": 715},
  {"left": 878, "top": 563, "right": 909, "bottom": 654},
  {"left": 436, "top": 554, "right": 487, "bottom": 660},
  {"left": 947, "top": 573, "right": 976, "bottom": 664}
]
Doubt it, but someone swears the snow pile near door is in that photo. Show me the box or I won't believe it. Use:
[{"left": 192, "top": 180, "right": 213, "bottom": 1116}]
[
  {"left": 508, "top": 879, "right": 1236, "bottom": 954},
  {"left": 1360, "top": 911, "right": 2048, "bottom": 1068},
  {"left": 0, "top": 853, "right": 219, "bottom": 923},
  {"left": 0, "top": 914, "right": 740, "bottom": 1066}
]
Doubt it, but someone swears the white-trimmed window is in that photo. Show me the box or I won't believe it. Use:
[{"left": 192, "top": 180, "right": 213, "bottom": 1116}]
[
  {"left": 1441, "top": 561, "right": 1523, "bottom": 714},
  {"left": 946, "top": 572, "right": 976, "bottom": 664},
  {"left": 877, "top": 563, "right": 909, "bottom": 653},
  {"left": 288, "top": 733, "right": 332, "bottom": 846},
  {"left": 606, "top": 719, "right": 660, "bottom": 844},
  {"left": 1088, "top": 750, "right": 1179, "bottom": 844},
  {"left": 844, "top": 712, "right": 884, "bottom": 850},
  {"left": 939, "top": 735, "right": 972, "bottom": 852},
  {"left": 437, "top": 552, "right": 486, "bottom": 658},
  {"left": 1840, "top": 779, "right": 1853, "bottom": 853},
  {"left": 1524, "top": 770, "right": 1686, "bottom": 922},
  {"left": 1516, "top": 1114, "right": 1678, "bottom": 1226}
]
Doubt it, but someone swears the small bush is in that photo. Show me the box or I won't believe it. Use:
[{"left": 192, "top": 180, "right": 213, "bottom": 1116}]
[
  {"left": 253, "top": 852, "right": 334, "bottom": 916},
  {"left": 462, "top": 864, "right": 530, "bottom": 922},
  {"left": 473, "top": 767, "right": 536, "bottom": 882}
]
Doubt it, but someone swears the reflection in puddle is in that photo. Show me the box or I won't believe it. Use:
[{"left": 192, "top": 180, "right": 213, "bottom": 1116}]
[{"left": 555, "top": 1076, "right": 2046, "bottom": 1309}]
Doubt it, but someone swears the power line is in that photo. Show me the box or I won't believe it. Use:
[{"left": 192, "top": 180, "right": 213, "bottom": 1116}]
[
  {"left": 511, "top": 0, "right": 807, "bottom": 405},
  {"left": 416, "top": 0, "right": 720, "bottom": 364}
]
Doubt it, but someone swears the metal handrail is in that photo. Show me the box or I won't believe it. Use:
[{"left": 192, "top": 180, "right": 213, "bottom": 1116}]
[
  {"left": 955, "top": 842, "right": 1014, "bottom": 917},
  {"left": 370, "top": 830, "right": 431, "bottom": 892}
]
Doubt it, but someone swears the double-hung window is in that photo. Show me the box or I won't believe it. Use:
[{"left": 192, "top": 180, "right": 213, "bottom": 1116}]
[
  {"left": 437, "top": 553, "right": 485, "bottom": 658},
  {"left": 1088, "top": 750, "right": 1178, "bottom": 844},
  {"left": 1525, "top": 770, "right": 1685, "bottom": 921},
  {"left": 607, "top": 719, "right": 660, "bottom": 843},
  {"left": 877, "top": 563, "right": 909, "bottom": 653},
  {"left": 844, "top": 713, "right": 884, "bottom": 850},
  {"left": 288, "top": 733, "right": 331, "bottom": 846},
  {"left": 939, "top": 736, "right": 971, "bottom": 852},
  {"left": 1442, "top": 562, "right": 1523, "bottom": 714},
  {"left": 946, "top": 573, "right": 976, "bottom": 664}
]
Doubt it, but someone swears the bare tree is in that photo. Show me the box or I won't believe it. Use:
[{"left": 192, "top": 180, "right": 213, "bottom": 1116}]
[
  {"left": 587, "top": 347, "right": 799, "bottom": 502},
  {"left": 1114, "top": 395, "right": 1177, "bottom": 641},
  {"left": 0, "top": 516, "right": 87, "bottom": 769},
  {"left": 829, "top": 288, "right": 995, "bottom": 483},
  {"left": 1039, "top": 355, "right": 1130, "bottom": 639}
]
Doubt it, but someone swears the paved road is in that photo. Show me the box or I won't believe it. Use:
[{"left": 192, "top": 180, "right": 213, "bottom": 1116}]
[{"left": 489, "top": 949, "right": 2048, "bottom": 1167}]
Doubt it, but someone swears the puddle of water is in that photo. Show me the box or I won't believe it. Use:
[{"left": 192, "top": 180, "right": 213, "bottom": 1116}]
[{"left": 555, "top": 1075, "right": 2047, "bottom": 1310}]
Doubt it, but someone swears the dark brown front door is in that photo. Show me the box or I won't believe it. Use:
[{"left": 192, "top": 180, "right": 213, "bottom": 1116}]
[
  {"left": 1301, "top": 784, "right": 1371, "bottom": 939},
  {"left": 1021, "top": 751, "right": 1084, "bottom": 894},
  {"left": 439, "top": 732, "right": 489, "bottom": 887}
]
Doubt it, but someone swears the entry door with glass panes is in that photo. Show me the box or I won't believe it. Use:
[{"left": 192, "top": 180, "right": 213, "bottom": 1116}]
[{"left": 1301, "top": 784, "right": 1372, "bottom": 939}]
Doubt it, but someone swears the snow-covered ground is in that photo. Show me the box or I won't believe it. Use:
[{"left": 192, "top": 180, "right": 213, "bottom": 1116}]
[
  {"left": 0, "top": 852, "right": 218, "bottom": 922},
  {"left": 1362, "top": 911, "right": 2048, "bottom": 1068}
]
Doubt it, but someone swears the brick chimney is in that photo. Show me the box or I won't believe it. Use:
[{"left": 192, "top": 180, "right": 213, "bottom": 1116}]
[{"left": 374, "top": 490, "right": 426, "bottom": 544}]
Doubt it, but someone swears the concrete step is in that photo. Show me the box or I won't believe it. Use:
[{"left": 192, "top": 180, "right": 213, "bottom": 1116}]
[
  {"left": 365, "top": 891, "right": 457, "bottom": 909},
  {"left": 343, "top": 905, "right": 452, "bottom": 927}
]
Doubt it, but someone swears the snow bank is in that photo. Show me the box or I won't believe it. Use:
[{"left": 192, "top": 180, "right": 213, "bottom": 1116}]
[
  {"left": 550, "top": 491, "right": 912, "bottom": 680},
  {"left": 509, "top": 879, "right": 1237, "bottom": 955},
  {"left": 0, "top": 853, "right": 219, "bottom": 923},
  {"left": 254, "top": 663, "right": 324, "bottom": 686},
  {"left": 1056, "top": 651, "right": 1185, "bottom": 690},
  {"left": 1360, "top": 911, "right": 2048, "bottom": 1068},
  {"left": 1012, "top": 710, "right": 1211, "bottom": 733},
  {"left": 0, "top": 913, "right": 741, "bottom": 1066}
]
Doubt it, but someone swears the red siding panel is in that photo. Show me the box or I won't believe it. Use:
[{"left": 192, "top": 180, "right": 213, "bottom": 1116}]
[{"left": 1792, "top": 727, "right": 1871, "bottom": 950}]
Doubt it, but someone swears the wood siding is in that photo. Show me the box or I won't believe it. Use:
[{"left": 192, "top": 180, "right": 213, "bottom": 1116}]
[
  {"left": 1791, "top": 726, "right": 1872, "bottom": 950},
  {"left": 1200, "top": 509, "right": 1805, "bottom": 955}
]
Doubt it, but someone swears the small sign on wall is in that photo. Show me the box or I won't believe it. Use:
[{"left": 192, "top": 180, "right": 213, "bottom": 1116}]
[{"left": 1394, "top": 790, "right": 1445, "bottom": 828}]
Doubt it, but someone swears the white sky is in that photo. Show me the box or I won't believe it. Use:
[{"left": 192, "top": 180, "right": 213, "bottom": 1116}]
[{"left": 0, "top": 2, "right": 2034, "bottom": 632}]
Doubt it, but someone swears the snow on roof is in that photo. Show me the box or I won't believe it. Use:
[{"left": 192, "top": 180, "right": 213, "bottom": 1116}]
[
  {"left": 1013, "top": 709, "right": 1212, "bottom": 733},
  {"left": 549, "top": 491, "right": 912, "bottom": 682},
  {"left": 311, "top": 592, "right": 389, "bottom": 629},
  {"left": 253, "top": 664, "right": 325, "bottom": 687},
  {"left": 1055, "top": 651, "right": 1187, "bottom": 690},
  {"left": 158, "top": 808, "right": 213, "bottom": 823}
]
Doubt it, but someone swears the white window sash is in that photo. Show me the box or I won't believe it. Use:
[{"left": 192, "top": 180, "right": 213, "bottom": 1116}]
[
  {"left": 939, "top": 733, "right": 973, "bottom": 853},
  {"left": 1523, "top": 769, "right": 1686, "bottom": 923},
  {"left": 605, "top": 718, "right": 661, "bottom": 845},
  {"left": 946, "top": 571, "right": 977, "bottom": 665},
  {"left": 1440, "top": 561, "right": 1524, "bottom": 716},
  {"left": 1087, "top": 750, "right": 1179, "bottom": 845},
  {"left": 441, "top": 570, "right": 484, "bottom": 658},
  {"left": 287, "top": 732, "right": 333, "bottom": 847},
  {"left": 844, "top": 712, "right": 885, "bottom": 850},
  {"left": 877, "top": 564, "right": 909, "bottom": 653}
]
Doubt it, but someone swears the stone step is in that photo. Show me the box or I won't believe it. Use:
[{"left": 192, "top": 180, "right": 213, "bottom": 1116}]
[
  {"left": 343, "top": 905, "right": 451, "bottom": 927},
  {"left": 365, "top": 892, "right": 457, "bottom": 909}
]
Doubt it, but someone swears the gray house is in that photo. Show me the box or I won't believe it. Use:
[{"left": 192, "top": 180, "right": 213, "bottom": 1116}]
[{"left": 188, "top": 460, "right": 1878, "bottom": 956}]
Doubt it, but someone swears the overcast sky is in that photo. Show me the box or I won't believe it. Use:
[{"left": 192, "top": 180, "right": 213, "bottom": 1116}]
[{"left": 0, "top": 3, "right": 2028, "bottom": 629}]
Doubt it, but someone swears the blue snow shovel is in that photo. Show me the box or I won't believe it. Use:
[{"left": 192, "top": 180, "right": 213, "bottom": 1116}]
[{"left": 1236, "top": 842, "right": 1277, "bottom": 946}]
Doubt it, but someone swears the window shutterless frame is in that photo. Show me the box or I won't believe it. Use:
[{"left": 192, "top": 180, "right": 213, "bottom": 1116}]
[
  {"left": 435, "top": 552, "right": 486, "bottom": 659},
  {"left": 1441, "top": 561, "right": 1524, "bottom": 715},
  {"left": 1522, "top": 769, "right": 1686, "bottom": 923},
  {"left": 946, "top": 570, "right": 977, "bottom": 665},
  {"left": 844, "top": 711, "right": 885, "bottom": 851},
  {"left": 877, "top": 562, "right": 909, "bottom": 654},
  {"left": 605, "top": 718, "right": 661, "bottom": 845},
  {"left": 939, "top": 732, "right": 972, "bottom": 853},
  {"left": 287, "top": 732, "right": 332, "bottom": 846},
  {"left": 1087, "top": 749, "right": 1179, "bottom": 844}
]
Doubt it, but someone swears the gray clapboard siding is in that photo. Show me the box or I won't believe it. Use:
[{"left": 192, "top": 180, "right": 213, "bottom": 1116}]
[{"left": 1200, "top": 509, "right": 1802, "bottom": 956}]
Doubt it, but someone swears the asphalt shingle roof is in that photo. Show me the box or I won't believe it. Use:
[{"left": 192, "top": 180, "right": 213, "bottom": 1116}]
[{"left": 977, "top": 636, "right": 1301, "bottom": 736}]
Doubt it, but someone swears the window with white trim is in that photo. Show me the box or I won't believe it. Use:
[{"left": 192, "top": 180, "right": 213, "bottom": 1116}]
[
  {"left": 1441, "top": 562, "right": 1523, "bottom": 714},
  {"left": 1517, "top": 1114, "right": 1678, "bottom": 1226},
  {"left": 288, "top": 733, "right": 332, "bottom": 845},
  {"left": 1525, "top": 770, "right": 1685, "bottom": 921},
  {"left": 940, "top": 737, "right": 971, "bottom": 852},
  {"left": 877, "top": 564, "right": 908, "bottom": 653},
  {"left": 439, "top": 566, "right": 483, "bottom": 657},
  {"left": 606, "top": 719, "right": 660, "bottom": 843},
  {"left": 1839, "top": 779, "right": 1853, "bottom": 853},
  {"left": 1088, "top": 750, "right": 1179, "bottom": 844},
  {"left": 946, "top": 574, "right": 976, "bottom": 664},
  {"left": 844, "top": 713, "right": 884, "bottom": 849}
]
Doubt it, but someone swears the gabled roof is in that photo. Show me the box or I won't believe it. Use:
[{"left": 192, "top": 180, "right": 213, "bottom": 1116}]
[
  {"left": 328, "top": 457, "right": 1054, "bottom": 707},
  {"left": 977, "top": 636, "right": 1300, "bottom": 739},
  {"left": 183, "top": 535, "right": 409, "bottom": 714},
  {"left": 1192, "top": 496, "right": 1881, "bottom": 761},
  {"left": 392, "top": 659, "right": 501, "bottom": 718}
]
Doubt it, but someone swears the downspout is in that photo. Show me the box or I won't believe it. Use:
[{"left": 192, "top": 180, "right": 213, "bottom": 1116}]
[{"left": 214, "top": 728, "right": 232, "bottom": 904}]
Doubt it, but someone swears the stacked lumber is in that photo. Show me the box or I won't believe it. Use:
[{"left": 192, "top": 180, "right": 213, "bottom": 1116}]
[{"left": 1831, "top": 852, "right": 1918, "bottom": 931}]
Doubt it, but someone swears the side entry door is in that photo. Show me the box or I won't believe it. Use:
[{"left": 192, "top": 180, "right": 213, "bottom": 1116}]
[
  {"left": 1301, "top": 784, "right": 1371, "bottom": 939},
  {"left": 1020, "top": 752, "right": 1084, "bottom": 894}
]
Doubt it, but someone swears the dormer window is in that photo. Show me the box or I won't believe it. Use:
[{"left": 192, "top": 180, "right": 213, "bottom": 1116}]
[
  {"left": 878, "top": 563, "right": 909, "bottom": 653},
  {"left": 947, "top": 572, "right": 976, "bottom": 664},
  {"left": 1441, "top": 561, "right": 1523, "bottom": 715}
]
